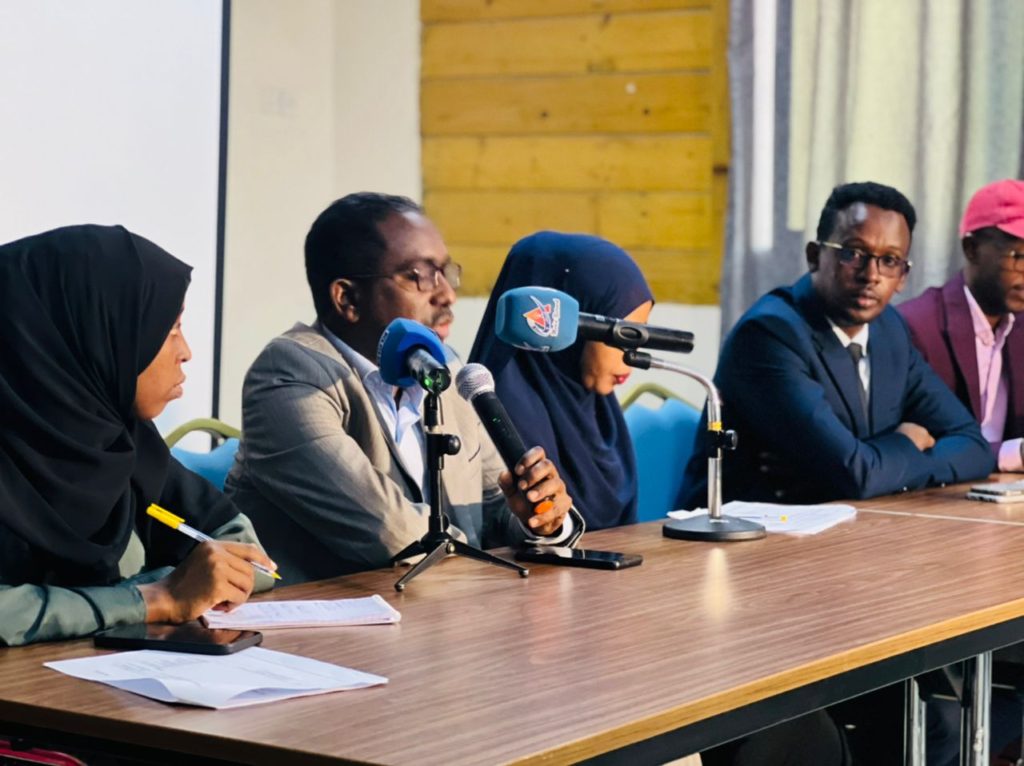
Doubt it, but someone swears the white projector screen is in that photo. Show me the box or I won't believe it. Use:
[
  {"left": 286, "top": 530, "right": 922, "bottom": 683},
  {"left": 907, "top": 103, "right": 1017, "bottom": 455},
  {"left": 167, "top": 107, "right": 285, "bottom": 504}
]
[{"left": 0, "top": 0, "right": 225, "bottom": 443}]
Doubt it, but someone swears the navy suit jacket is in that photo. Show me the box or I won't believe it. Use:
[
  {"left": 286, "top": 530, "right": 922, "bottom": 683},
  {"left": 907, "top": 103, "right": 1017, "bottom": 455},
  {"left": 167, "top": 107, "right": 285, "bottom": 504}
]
[
  {"left": 898, "top": 272, "right": 1024, "bottom": 446},
  {"left": 678, "top": 274, "right": 994, "bottom": 508}
]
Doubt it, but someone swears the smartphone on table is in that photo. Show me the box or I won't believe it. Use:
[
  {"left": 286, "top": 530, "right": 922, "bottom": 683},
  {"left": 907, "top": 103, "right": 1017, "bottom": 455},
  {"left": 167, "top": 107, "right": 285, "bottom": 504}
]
[
  {"left": 94, "top": 622, "right": 262, "bottom": 655},
  {"left": 966, "top": 480, "right": 1024, "bottom": 504},
  {"left": 515, "top": 546, "right": 643, "bottom": 569}
]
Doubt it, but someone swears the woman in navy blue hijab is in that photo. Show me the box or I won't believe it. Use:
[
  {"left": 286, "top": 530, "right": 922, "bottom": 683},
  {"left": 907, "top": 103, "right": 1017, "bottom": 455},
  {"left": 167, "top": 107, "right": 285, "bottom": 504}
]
[{"left": 469, "top": 231, "right": 654, "bottom": 530}]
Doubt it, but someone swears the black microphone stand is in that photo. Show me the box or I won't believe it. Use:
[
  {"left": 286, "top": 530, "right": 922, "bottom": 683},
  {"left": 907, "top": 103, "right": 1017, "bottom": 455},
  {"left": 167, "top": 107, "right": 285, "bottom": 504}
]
[
  {"left": 391, "top": 390, "right": 529, "bottom": 591},
  {"left": 623, "top": 349, "right": 765, "bottom": 541}
]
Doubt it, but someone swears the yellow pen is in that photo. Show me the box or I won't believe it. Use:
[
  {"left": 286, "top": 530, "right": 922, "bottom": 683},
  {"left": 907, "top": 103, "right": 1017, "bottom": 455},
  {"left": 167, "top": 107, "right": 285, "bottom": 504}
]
[{"left": 146, "top": 504, "right": 281, "bottom": 580}]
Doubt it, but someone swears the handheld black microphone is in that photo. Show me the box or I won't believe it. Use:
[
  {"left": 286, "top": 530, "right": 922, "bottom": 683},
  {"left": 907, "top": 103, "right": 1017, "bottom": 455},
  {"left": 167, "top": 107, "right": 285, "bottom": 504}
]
[
  {"left": 456, "top": 363, "right": 528, "bottom": 469},
  {"left": 455, "top": 363, "right": 554, "bottom": 515}
]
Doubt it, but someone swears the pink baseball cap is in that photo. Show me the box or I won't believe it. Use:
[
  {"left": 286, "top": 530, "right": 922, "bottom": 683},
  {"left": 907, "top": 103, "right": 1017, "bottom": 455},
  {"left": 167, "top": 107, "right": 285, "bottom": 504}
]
[{"left": 960, "top": 179, "right": 1024, "bottom": 239}]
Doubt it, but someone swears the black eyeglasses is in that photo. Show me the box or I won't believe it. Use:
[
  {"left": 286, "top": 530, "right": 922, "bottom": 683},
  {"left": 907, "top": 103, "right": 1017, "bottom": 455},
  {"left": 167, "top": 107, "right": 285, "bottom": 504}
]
[
  {"left": 964, "top": 231, "right": 1024, "bottom": 272},
  {"left": 346, "top": 260, "right": 462, "bottom": 292},
  {"left": 997, "top": 249, "right": 1024, "bottom": 272},
  {"left": 818, "top": 242, "right": 912, "bottom": 277},
  {"left": 980, "top": 242, "right": 1024, "bottom": 272}
]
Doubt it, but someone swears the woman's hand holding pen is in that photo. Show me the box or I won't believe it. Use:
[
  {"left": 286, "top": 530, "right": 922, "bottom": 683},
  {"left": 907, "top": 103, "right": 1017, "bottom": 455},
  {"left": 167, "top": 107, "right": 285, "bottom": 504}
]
[{"left": 138, "top": 541, "right": 277, "bottom": 624}]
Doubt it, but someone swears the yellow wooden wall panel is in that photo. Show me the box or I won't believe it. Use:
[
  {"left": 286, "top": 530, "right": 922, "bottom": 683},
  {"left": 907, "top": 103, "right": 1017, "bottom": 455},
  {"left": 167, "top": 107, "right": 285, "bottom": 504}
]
[
  {"left": 421, "top": 1, "right": 728, "bottom": 304},
  {"left": 426, "top": 190, "right": 711, "bottom": 249},
  {"left": 631, "top": 248, "right": 720, "bottom": 303},
  {"left": 711, "top": 171, "right": 728, "bottom": 277},
  {"left": 709, "top": 0, "right": 731, "bottom": 169},
  {"left": 450, "top": 243, "right": 719, "bottom": 304},
  {"left": 707, "top": 0, "right": 730, "bottom": 276},
  {"left": 422, "top": 73, "right": 710, "bottom": 135},
  {"left": 444, "top": 242, "right": 716, "bottom": 303},
  {"left": 423, "top": 136, "right": 712, "bottom": 191},
  {"left": 422, "top": 11, "right": 710, "bottom": 78},
  {"left": 422, "top": 0, "right": 708, "bottom": 22},
  {"left": 598, "top": 192, "right": 712, "bottom": 249},
  {"left": 424, "top": 190, "right": 597, "bottom": 245},
  {"left": 451, "top": 244, "right": 517, "bottom": 295}
]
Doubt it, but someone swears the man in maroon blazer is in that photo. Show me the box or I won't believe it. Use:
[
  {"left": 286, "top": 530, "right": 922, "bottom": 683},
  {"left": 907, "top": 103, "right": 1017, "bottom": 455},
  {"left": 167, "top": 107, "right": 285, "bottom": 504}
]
[{"left": 900, "top": 179, "right": 1024, "bottom": 470}]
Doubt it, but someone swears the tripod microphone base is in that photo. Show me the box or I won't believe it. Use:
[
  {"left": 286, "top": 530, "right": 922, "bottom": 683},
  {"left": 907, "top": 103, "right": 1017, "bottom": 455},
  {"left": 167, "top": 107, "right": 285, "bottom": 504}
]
[
  {"left": 662, "top": 515, "right": 766, "bottom": 542},
  {"left": 392, "top": 532, "right": 528, "bottom": 591}
]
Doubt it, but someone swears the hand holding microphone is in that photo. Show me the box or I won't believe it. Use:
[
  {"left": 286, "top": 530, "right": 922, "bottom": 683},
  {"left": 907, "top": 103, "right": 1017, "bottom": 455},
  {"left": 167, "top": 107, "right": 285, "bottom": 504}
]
[
  {"left": 498, "top": 448, "right": 567, "bottom": 536},
  {"left": 456, "top": 364, "right": 570, "bottom": 536}
]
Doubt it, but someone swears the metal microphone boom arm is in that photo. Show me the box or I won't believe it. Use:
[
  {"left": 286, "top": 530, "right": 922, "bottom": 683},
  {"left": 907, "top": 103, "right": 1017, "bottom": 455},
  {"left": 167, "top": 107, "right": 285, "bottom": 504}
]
[
  {"left": 623, "top": 350, "right": 765, "bottom": 541},
  {"left": 578, "top": 315, "right": 695, "bottom": 353}
]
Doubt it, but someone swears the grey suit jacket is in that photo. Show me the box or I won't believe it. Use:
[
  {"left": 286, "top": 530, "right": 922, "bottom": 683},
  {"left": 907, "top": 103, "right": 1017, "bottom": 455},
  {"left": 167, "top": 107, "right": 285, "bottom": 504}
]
[{"left": 225, "top": 322, "right": 530, "bottom": 583}]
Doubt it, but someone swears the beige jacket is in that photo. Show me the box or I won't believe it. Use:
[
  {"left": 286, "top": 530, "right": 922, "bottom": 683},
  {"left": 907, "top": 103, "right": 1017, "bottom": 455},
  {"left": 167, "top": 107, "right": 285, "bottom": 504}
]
[{"left": 225, "top": 322, "right": 531, "bottom": 583}]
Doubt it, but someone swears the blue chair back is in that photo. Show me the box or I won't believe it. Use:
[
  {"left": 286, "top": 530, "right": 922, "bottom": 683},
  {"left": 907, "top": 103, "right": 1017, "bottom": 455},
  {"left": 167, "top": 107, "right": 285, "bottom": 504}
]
[
  {"left": 623, "top": 398, "right": 701, "bottom": 522},
  {"left": 170, "top": 438, "right": 240, "bottom": 491}
]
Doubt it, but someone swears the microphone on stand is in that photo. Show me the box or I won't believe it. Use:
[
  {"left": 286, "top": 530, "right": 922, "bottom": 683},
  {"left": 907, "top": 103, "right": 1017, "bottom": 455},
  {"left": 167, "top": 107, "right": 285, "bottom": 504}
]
[
  {"left": 493, "top": 287, "right": 763, "bottom": 543},
  {"left": 378, "top": 321, "right": 530, "bottom": 588},
  {"left": 377, "top": 318, "right": 451, "bottom": 394},
  {"left": 495, "top": 286, "right": 694, "bottom": 353}
]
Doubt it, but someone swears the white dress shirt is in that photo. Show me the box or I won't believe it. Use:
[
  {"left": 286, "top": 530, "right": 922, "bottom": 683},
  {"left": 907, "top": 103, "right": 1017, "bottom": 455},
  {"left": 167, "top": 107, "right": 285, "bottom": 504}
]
[
  {"left": 828, "top": 319, "right": 871, "bottom": 405},
  {"left": 319, "top": 323, "right": 574, "bottom": 543}
]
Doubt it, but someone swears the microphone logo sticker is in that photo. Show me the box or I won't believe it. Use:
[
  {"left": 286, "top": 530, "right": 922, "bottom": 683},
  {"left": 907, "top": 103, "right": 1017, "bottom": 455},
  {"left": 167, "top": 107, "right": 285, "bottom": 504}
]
[{"left": 523, "top": 296, "right": 560, "bottom": 338}]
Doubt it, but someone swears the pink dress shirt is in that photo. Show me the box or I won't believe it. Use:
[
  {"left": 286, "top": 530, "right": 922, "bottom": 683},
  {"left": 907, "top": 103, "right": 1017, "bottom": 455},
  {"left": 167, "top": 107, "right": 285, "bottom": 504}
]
[{"left": 964, "top": 285, "right": 1023, "bottom": 470}]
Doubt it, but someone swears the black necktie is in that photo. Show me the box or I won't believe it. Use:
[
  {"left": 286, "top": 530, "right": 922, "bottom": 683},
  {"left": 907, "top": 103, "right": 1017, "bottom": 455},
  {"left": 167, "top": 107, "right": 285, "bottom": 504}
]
[{"left": 847, "top": 342, "right": 868, "bottom": 421}]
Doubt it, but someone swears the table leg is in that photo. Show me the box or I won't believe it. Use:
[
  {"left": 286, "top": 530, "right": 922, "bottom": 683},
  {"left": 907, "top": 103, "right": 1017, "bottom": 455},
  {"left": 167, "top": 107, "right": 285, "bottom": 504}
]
[
  {"left": 904, "top": 676, "right": 926, "bottom": 766},
  {"left": 960, "top": 652, "right": 992, "bottom": 766}
]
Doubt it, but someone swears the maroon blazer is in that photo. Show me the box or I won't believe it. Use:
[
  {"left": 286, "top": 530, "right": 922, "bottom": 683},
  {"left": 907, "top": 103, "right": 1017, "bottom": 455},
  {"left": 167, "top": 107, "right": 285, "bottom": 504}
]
[{"left": 899, "top": 271, "right": 1024, "bottom": 443}]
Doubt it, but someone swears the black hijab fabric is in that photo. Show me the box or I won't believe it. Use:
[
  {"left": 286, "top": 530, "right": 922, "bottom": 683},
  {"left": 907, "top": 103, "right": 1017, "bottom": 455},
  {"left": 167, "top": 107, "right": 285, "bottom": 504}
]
[
  {"left": 469, "top": 232, "right": 654, "bottom": 530},
  {"left": 0, "top": 225, "right": 232, "bottom": 585}
]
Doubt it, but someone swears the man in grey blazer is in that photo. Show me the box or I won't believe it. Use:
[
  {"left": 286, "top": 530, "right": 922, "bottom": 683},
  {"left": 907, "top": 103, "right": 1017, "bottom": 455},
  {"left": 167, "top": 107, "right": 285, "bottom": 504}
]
[{"left": 225, "top": 193, "right": 580, "bottom": 583}]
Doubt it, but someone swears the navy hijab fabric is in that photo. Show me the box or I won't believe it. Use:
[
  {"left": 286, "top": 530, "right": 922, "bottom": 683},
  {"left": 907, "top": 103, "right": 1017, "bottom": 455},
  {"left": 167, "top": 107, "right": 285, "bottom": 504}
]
[
  {"left": 0, "top": 225, "right": 231, "bottom": 585},
  {"left": 469, "top": 232, "right": 653, "bottom": 530}
]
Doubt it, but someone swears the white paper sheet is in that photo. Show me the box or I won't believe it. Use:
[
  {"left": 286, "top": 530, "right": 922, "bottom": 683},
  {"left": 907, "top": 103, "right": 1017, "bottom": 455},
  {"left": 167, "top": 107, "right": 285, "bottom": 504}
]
[
  {"left": 45, "top": 647, "right": 387, "bottom": 709},
  {"left": 669, "top": 501, "right": 856, "bottom": 535},
  {"left": 201, "top": 595, "right": 401, "bottom": 630}
]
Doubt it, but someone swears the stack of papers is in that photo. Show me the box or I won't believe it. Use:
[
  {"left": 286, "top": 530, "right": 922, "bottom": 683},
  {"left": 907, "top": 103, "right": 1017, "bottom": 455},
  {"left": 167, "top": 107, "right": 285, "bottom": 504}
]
[
  {"left": 669, "top": 501, "right": 857, "bottom": 535},
  {"left": 202, "top": 595, "right": 401, "bottom": 630},
  {"left": 45, "top": 647, "right": 387, "bottom": 709}
]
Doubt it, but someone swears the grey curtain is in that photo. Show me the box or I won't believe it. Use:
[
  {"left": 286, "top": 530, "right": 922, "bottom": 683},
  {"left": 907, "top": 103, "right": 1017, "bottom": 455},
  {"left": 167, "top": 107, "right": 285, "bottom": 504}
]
[{"left": 722, "top": 0, "right": 1024, "bottom": 335}]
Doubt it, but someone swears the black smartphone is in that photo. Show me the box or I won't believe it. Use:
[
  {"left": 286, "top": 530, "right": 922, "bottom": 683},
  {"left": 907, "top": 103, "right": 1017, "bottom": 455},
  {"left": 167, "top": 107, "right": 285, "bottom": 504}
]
[
  {"left": 515, "top": 546, "right": 643, "bottom": 570},
  {"left": 94, "top": 622, "right": 262, "bottom": 655}
]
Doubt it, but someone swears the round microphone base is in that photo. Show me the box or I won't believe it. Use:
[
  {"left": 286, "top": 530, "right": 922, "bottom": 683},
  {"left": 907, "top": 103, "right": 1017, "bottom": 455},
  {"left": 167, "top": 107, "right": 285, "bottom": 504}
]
[{"left": 662, "top": 515, "right": 766, "bottom": 542}]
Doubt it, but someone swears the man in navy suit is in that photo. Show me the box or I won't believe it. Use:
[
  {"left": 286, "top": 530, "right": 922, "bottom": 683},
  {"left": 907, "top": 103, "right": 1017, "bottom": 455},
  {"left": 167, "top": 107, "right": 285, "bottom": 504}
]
[
  {"left": 680, "top": 181, "right": 993, "bottom": 510},
  {"left": 679, "top": 182, "right": 995, "bottom": 765}
]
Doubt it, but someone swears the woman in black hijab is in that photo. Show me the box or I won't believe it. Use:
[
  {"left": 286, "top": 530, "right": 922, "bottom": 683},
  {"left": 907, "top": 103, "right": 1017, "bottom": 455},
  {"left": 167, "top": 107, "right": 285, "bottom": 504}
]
[
  {"left": 469, "top": 231, "right": 654, "bottom": 530},
  {"left": 0, "top": 225, "right": 275, "bottom": 646}
]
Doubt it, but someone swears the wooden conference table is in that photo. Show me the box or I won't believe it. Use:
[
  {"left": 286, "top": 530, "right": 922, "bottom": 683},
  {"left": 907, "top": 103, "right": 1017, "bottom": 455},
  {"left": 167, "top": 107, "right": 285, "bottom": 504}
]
[{"left": 4, "top": 482, "right": 1024, "bottom": 765}]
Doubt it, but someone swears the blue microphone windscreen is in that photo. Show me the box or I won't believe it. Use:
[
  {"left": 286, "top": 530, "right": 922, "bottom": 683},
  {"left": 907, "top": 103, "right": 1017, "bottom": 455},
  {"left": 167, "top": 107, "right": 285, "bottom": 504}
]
[
  {"left": 495, "top": 287, "right": 579, "bottom": 352},
  {"left": 377, "top": 318, "right": 447, "bottom": 387}
]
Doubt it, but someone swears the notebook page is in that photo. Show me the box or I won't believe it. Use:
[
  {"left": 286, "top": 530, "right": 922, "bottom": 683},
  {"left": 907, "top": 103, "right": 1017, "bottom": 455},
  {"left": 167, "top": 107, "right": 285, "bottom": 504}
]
[
  {"left": 46, "top": 647, "right": 386, "bottom": 709},
  {"left": 669, "top": 501, "right": 856, "bottom": 535},
  {"left": 201, "top": 595, "right": 401, "bottom": 629}
]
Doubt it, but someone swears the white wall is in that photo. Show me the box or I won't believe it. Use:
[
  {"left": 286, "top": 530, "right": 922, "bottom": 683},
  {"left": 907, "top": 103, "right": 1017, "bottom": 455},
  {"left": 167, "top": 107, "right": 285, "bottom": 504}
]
[
  {"left": 0, "top": 0, "right": 223, "bottom": 439},
  {"left": 220, "top": 0, "right": 422, "bottom": 426}
]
